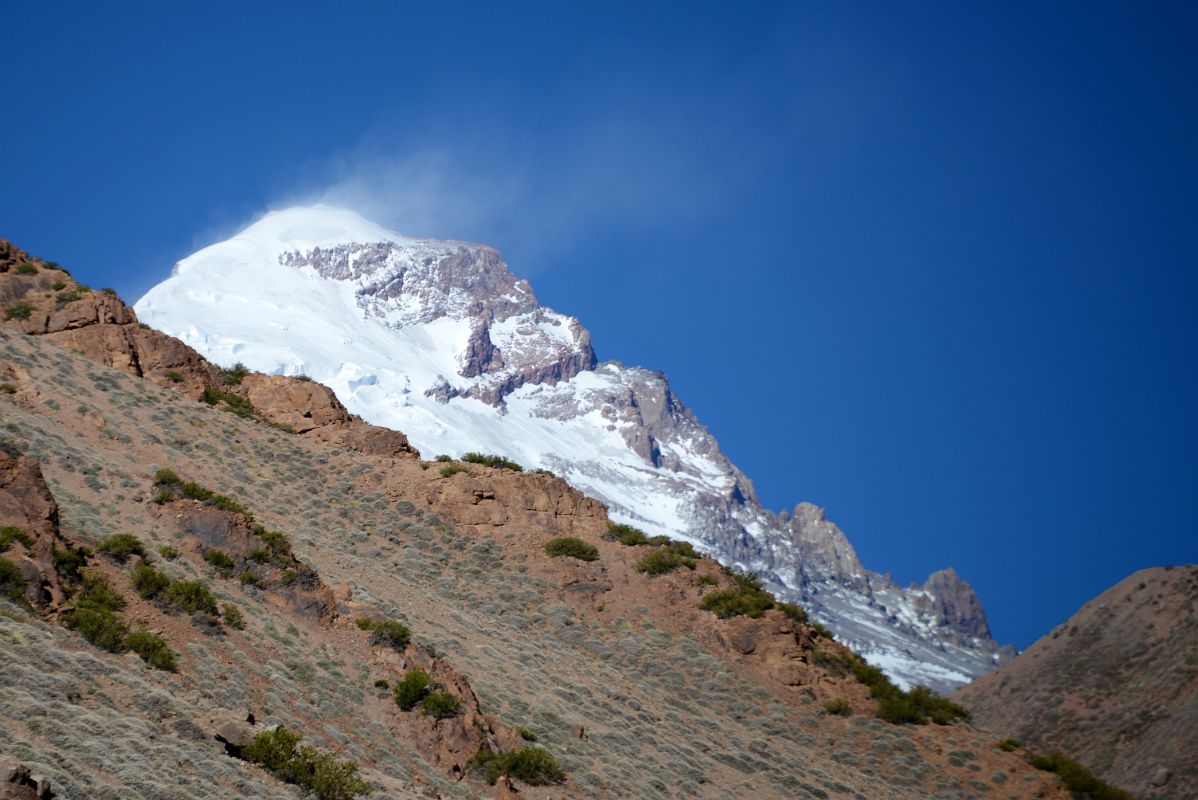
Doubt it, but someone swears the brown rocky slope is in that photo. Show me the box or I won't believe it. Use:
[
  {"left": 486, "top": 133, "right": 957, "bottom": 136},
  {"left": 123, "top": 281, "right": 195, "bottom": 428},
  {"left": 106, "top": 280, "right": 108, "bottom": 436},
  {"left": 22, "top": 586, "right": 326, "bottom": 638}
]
[
  {"left": 0, "top": 240, "right": 1076, "bottom": 798},
  {"left": 955, "top": 565, "right": 1198, "bottom": 800}
]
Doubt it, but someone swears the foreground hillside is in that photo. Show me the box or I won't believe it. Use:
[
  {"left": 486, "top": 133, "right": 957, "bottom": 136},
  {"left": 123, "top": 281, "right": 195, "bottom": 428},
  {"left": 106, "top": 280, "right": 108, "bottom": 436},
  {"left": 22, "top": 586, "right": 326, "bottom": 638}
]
[
  {"left": 956, "top": 566, "right": 1198, "bottom": 800},
  {"left": 0, "top": 243, "right": 1072, "bottom": 798}
]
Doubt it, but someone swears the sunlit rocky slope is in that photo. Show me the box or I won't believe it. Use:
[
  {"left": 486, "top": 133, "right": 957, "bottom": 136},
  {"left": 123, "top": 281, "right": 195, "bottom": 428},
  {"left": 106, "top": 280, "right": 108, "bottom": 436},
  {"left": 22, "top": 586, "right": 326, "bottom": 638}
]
[{"left": 0, "top": 237, "right": 1069, "bottom": 799}]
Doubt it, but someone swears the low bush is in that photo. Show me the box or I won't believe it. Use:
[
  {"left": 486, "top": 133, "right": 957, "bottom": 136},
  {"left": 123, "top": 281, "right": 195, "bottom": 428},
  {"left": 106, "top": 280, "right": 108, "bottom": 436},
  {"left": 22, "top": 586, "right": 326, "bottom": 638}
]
[
  {"left": 51, "top": 281, "right": 66, "bottom": 291},
  {"left": 811, "top": 649, "right": 969, "bottom": 725},
  {"left": 433, "top": 454, "right": 453, "bottom": 462},
  {"left": 695, "top": 574, "right": 719, "bottom": 586},
  {"left": 461, "top": 452, "right": 523, "bottom": 472},
  {"left": 165, "top": 370, "right": 184, "bottom": 383},
  {"left": 64, "top": 575, "right": 128, "bottom": 652},
  {"left": 254, "top": 527, "right": 292, "bottom": 556},
  {"left": 603, "top": 523, "right": 649, "bottom": 546},
  {"left": 544, "top": 537, "right": 599, "bottom": 562},
  {"left": 158, "top": 545, "right": 179, "bottom": 560},
  {"left": 997, "top": 738, "right": 1022, "bottom": 752},
  {"left": 372, "top": 678, "right": 389, "bottom": 689},
  {"left": 393, "top": 669, "right": 432, "bottom": 711},
  {"left": 223, "top": 362, "right": 249, "bottom": 386},
  {"left": 51, "top": 543, "right": 91, "bottom": 584},
  {"left": 777, "top": 602, "right": 808, "bottom": 623},
  {"left": 635, "top": 547, "right": 696, "bottom": 575},
  {"left": 824, "top": 698, "right": 852, "bottom": 716},
  {"left": 810, "top": 621, "right": 834, "bottom": 639},
  {"left": 0, "top": 526, "right": 33, "bottom": 553},
  {"left": 0, "top": 383, "right": 14, "bottom": 394},
  {"left": 125, "top": 629, "right": 178, "bottom": 671},
  {"left": 698, "top": 586, "right": 774, "bottom": 619},
  {"left": 165, "top": 580, "right": 219, "bottom": 615},
  {"left": 470, "top": 747, "right": 566, "bottom": 786},
  {"left": 421, "top": 691, "right": 461, "bottom": 719},
  {"left": 515, "top": 727, "right": 538, "bottom": 742},
  {"left": 0, "top": 558, "right": 26, "bottom": 604},
  {"left": 294, "top": 374, "right": 313, "bottom": 382},
  {"left": 131, "top": 563, "right": 171, "bottom": 600},
  {"left": 222, "top": 603, "right": 245, "bottom": 630},
  {"left": 202, "top": 387, "right": 255, "bottom": 419},
  {"left": 3, "top": 301, "right": 34, "bottom": 321},
  {"left": 367, "top": 619, "right": 411, "bottom": 650},
  {"left": 439, "top": 464, "right": 471, "bottom": 478},
  {"left": 153, "top": 469, "right": 253, "bottom": 516},
  {"left": 239, "top": 570, "right": 260, "bottom": 586},
  {"left": 1028, "top": 751, "right": 1134, "bottom": 800},
  {"left": 15, "top": 262, "right": 38, "bottom": 275},
  {"left": 96, "top": 533, "right": 145, "bottom": 562},
  {"left": 204, "top": 549, "right": 235, "bottom": 575},
  {"left": 248, "top": 548, "right": 270, "bottom": 563}
]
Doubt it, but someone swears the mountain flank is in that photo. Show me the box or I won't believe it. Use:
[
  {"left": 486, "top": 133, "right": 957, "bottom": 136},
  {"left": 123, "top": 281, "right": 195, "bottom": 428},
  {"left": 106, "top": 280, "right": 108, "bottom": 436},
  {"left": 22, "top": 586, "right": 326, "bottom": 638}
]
[
  {"left": 0, "top": 236, "right": 1076, "bottom": 798},
  {"left": 956, "top": 565, "right": 1198, "bottom": 800}
]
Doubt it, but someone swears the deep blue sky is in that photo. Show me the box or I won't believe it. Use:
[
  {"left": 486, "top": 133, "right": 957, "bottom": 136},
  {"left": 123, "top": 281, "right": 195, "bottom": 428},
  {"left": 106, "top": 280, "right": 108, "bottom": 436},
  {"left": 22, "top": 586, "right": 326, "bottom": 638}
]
[{"left": 3, "top": 2, "right": 1195, "bottom": 649}]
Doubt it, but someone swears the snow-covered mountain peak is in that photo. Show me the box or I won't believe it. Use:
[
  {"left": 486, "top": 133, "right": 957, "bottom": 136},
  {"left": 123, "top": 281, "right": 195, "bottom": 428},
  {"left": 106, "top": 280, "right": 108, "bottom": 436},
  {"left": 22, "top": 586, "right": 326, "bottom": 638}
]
[{"left": 136, "top": 205, "right": 1012, "bottom": 692}]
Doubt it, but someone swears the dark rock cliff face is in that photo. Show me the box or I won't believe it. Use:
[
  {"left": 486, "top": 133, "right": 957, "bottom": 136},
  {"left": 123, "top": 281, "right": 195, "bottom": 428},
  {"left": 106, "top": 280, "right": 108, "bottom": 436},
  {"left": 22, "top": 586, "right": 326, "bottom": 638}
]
[
  {"left": 917, "top": 567, "right": 991, "bottom": 640},
  {"left": 955, "top": 565, "right": 1198, "bottom": 800}
]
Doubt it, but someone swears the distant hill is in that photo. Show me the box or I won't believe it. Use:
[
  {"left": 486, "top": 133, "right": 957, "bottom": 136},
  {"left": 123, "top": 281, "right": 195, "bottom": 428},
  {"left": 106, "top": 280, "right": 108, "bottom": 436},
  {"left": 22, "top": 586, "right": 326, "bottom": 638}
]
[{"left": 956, "top": 565, "right": 1198, "bottom": 799}]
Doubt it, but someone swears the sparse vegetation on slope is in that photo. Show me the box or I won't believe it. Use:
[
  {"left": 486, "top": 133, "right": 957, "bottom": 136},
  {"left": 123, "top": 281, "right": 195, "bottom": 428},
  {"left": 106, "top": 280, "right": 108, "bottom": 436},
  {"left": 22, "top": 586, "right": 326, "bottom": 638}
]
[
  {"left": 544, "top": 536, "right": 599, "bottom": 561},
  {"left": 470, "top": 747, "right": 566, "bottom": 786},
  {"left": 461, "top": 452, "right": 523, "bottom": 471},
  {"left": 1028, "top": 750, "right": 1136, "bottom": 800},
  {"left": 241, "top": 726, "right": 370, "bottom": 800}
]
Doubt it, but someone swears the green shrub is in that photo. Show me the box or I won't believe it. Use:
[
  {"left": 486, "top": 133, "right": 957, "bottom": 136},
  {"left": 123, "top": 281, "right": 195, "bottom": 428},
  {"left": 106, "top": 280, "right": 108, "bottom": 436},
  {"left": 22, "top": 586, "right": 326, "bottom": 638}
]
[
  {"left": 131, "top": 563, "right": 171, "bottom": 600},
  {"left": 698, "top": 586, "right": 774, "bottom": 619},
  {"left": 239, "top": 570, "right": 260, "bottom": 586},
  {"left": 42, "top": 261, "right": 65, "bottom": 272},
  {"left": 248, "top": 548, "right": 270, "bottom": 563},
  {"left": 0, "top": 558, "right": 26, "bottom": 604},
  {"left": 695, "top": 574, "right": 719, "bottom": 586},
  {"left": 544, "top": 537, "right": 599, "bottom": 562},
  {"left": 100, "top": 287, "right": 117, "bottom": 296},
  {"left": 354, "top": 617, "right": 374, "bottom": 630},
  {"left": 372, "top": 678, "right": 389, "bottom": 689},
  {"left": 635, "top": 547, "right": 696, "bottom": 575},
  {"left": 461, "top": 452, "right": 523, "bottom": 471},
  {"left": 810, "top": 621, "right": 834, "bottom": 639},
  {"left": 294, "top": 374, "right": 313, "bottom": 382},
  {"left": 51, "top": 281, "right": 66, "bottom": 291},
  {"left": 65, "top": 605, "right": 129, "bottom": 652},
  {"left": 421, "top": 690, "right": 461, "bottom": 719},
  {"left": 1027, "top": 751, "right": 1135, "bottom": 800},
  {"left": 51, "top": 543, "right": 91, "bottom": 584},
  {"left": 997, "top": 738, "right": 1022, "bottom": 752},
  {"left": 125, "top": 629, "right": 178, "bottom": 671},
  {"left": 4, "top": 301, "right": 35, "bottom": 321},
  {"left": 204, "top": 549, "right": 235, "bottom": 574},
  {"left": 515, "top": 726, "right": 538, "bottom": 742},
  {"left": 470, "top": 747, "right": 565, "bottom": 786},
  {"left": 279, "top": 568, "right": 298, "bottom": 586},
  {"left": 393, "top": 669, "right": 432, "bottom": 710},
  {"left": 153, "top": 468, "right": 181, "bottom": 485},
  {"left": 876, "top": 694, "right": 925, "bottom": 724},
  {"left": 255, "top": 527, "right": 292, "bottom": 556},
  {"left": 603, "top": 523, "right": 649, "bottom": 546},
  {"left": 223, "top": 362, "right": 249, "bottom": 385},
  {"left": 0, "top": 383, "right": 15, "bottom": 394},
  {"left": 433, "top": 454, "right": 453, "bottom": 462},
  {"left": 824, "top": 698, "right": 852, "bottom": 716},
  {"left": 158, "top": 545, "right": 179, "bottom": 560},
  {"left": 243, "top": 726, "right": 302, "bottom": 773},
  {"left": 439, "top": 464, "right": 471, "bottom": 477},
  {"left": 15, "top": 262, "right": 37, "bottom": 275},
  {"left": 777, "top": 602, "right": 809, "bottom": 623},
  {"left": 222, "top": 603, "right": 245, "bottom": 630},
  {"left": 202, "top": 387, "right": 255, "bottom": 418},
  {"left": 165, "top": 580, "right": 218, "bottom": 615},
  {"left": 0, "top": 526, "right": 33, "bottom": 553},
  {"left": 55, "top": 290, "right": 84, "bottom": 304},
  {"left": 96, "top": 533, "right": 145, "bottom": 562},
  {"left": 368, "top": 619, "right": 411, "bottom": 650},
  {"left": 165, "top": 370, "right": 184, "bottom": 383},
  {"left": 811, "top": 649, "right": 968, "bottom": 725}
]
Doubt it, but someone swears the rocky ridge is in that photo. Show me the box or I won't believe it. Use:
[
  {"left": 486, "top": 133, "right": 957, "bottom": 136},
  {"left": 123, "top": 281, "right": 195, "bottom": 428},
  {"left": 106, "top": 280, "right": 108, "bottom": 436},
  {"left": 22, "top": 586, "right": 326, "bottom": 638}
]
[{"left": 133, "top": 208, "right": 1011, "bottom": 691}]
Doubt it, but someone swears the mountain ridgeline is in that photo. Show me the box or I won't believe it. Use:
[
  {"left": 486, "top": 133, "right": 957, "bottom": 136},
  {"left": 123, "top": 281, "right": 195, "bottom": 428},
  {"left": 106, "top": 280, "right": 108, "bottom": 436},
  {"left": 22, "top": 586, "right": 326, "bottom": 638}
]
[{"left": 133, "top": 207, "right": 1011, "bottom": 691}]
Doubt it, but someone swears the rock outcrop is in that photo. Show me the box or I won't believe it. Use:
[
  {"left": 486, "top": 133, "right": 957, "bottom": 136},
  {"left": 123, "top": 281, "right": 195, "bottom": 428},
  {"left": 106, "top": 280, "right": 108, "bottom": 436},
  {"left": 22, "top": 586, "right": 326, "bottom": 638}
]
[{"left": 955, "top": 565, "right": 1198, "bottom": 799}]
